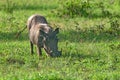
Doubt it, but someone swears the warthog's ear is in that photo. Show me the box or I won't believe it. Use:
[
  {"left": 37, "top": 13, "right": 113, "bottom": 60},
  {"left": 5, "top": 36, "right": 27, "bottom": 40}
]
[{"left": 54, "top": 28, "right": 59, "bottom": 34}]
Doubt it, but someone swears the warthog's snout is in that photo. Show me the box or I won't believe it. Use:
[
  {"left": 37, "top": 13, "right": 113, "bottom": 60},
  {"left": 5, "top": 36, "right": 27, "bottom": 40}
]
[{"left": 50, "top": 50, "right": 62, "bottom": 57}]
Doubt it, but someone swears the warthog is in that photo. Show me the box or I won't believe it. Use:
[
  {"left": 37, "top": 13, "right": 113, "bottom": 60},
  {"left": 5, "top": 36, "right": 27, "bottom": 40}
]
[{"left": 27, "top": 14, "right": 61, "bottom": 57}]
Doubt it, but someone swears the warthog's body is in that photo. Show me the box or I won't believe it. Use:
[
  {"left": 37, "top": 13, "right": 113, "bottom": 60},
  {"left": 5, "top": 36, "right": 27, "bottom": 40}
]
[{"left": 27, "top": 14, "right": 61, "bottom": 57}]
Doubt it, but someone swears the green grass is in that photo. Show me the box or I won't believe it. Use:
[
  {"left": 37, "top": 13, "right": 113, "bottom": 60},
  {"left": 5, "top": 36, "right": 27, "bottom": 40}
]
[{"left": 0, "top": 0, "right": 120, "bottom": 80}]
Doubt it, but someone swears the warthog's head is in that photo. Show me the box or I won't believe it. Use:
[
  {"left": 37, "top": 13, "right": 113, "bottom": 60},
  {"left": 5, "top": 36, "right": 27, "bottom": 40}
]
[{"left": 39, "top": 28, "right": 62, "bottom": 57}]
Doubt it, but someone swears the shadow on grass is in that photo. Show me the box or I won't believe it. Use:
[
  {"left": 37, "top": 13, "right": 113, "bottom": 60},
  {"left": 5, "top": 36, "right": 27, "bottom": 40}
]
[
  {"left": 59, "top": 29, "right": 120, "bottom": 42},
  {"left": 0, "top": 32, "right": 28, "bottom": 41},
  {"left": 0, "top": 29, "right": 119, "bottom": 42}
]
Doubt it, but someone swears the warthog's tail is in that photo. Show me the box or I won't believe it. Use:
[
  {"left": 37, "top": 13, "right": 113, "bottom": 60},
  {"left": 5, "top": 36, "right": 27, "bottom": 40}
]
[{"left": 15, "top": 25, "right": 27, "bottom": 38}]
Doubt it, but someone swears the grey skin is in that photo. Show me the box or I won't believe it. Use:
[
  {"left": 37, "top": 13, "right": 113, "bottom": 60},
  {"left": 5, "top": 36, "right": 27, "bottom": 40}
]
[{"left": 27, "top": 14, "right": 61, "bottom": 57}]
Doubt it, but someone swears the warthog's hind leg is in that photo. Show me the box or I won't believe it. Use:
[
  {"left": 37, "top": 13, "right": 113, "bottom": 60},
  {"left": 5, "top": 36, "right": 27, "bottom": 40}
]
[
  {"left": 30, "top": 41, "right": 34, "bottom": 54},
  {"left": 37, "top": 46, "right": 42, "bottom": 56}
]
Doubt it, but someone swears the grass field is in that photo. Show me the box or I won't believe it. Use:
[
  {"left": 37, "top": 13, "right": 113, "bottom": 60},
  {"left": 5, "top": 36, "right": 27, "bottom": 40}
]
[{"left": 0, "top": 0, "right": 120, "bottom": 80}]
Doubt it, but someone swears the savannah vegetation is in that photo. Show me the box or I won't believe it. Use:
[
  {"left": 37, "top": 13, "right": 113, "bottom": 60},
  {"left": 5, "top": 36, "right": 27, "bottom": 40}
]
[{"left": 0, "top": 0, "right": 120, "bottom": 80}]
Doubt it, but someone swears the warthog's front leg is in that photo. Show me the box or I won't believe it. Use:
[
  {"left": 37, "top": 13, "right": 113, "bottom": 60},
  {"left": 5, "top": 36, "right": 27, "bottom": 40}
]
[
  {"left": 30, "top": 41, "right": 34, "bottom": 54},
  {"left": 44, "top": 48, "right": 51, "bottom": 56},
  {"left": 37, "top": 46, "right": 42, "bottom": 56}
]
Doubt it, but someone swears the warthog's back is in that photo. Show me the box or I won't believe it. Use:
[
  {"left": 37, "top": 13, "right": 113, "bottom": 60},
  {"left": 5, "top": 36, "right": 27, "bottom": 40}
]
[
  {"left": 27, "top": 14, "right": 52, "bottom": 45},
  {"left": 27, "top": 14, "right": 48, "bottom": 30}
]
